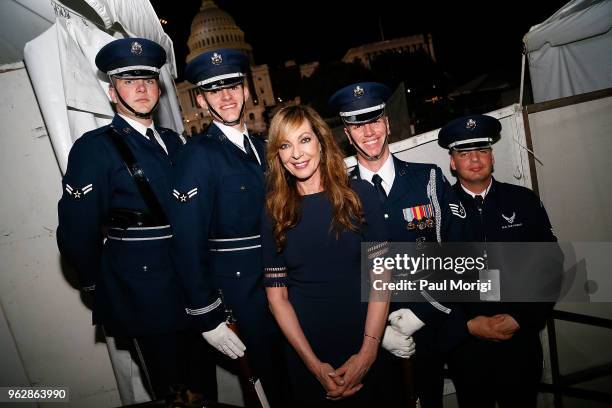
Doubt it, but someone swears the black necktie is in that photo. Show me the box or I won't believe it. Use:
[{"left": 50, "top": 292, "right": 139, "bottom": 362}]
[
  {"left": 474, "top": 195, "right": 484, "bottom": 212},
  {"left": 372, "top": 174, "right": 387, "bottom": 203},
  {"left": 243, "top": 134, "right": 258, "bottom": 164},
  {"left": 146, "top": 128, "right": 166, "bottom": 155}
]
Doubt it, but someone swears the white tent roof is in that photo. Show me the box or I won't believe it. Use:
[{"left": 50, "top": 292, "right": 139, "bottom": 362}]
[
  {"left": 11, "top": 0, "right": 183, "bottom": 173},
  {"left": 523, "top": 0, "right": 612, "bottom": 103},
  {"left": 1, "top": 0, "right": 176, "bottom": 76},
  {"left": 525, "top": 0, "right": 612, "bottom": 52},
  {"left": 0, "top": 1, "right": 111, "bottom": 65}
]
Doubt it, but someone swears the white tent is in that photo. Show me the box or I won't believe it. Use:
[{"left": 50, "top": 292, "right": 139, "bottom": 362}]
[
  {"left": 0, "top": 1, "right": 185, "bottom": 405},
  {"left": 2, "top": 0, "right": 184, "bottom": 172},
  {"left": 523, "top": 0, "right": 612, "bottom": 103}
]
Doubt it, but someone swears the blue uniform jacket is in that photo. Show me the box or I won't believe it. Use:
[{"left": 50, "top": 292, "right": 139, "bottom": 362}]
[
  {"left": 57, "top": 115, "right": 186, "bottom": 337},
  {"left": 168, "top": 123, "right": 276, "bottom": 348},
  {"left": 349, "top": 155, "right": 470, "bottom": 350},
  {"left": 453, "top": 178, "right": 562, "bottom": 333}
]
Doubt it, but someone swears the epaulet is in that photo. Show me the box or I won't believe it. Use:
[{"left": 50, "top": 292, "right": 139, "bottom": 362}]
[
  {"left": 394, "top": 159, "right": 437, "bottom": 177},
  {"left": 349, "top": 178, "right": 370, "bottom": 190},
  {"left": 190, "top": 123, "right": 213, "bottom": 141},
  {"left": 498, "top": 181, "right": 536, "bottom": 198},
  {"left": 156, "top": 126, "right": 176, "bottom": 134},
  {"left": 251, "top": 132, "right": 266, "bottom": 142},
  {"left": 77, "top": 124, "right": 112, "bottom": 143},
  {"left": 191, "top": 132, "right": 220, "bottom": 152},
  {"left": 402, "top": 160, "right": 437, "bottom": 172},
  {"left": 202, "top": 123, "right": 223, "bottom": 141},
  {"left": 393, "top": 160, "right": 444, "bottom": 186}
]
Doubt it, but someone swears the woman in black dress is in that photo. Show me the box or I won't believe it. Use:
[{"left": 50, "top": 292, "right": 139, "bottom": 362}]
[{"left": 262, "top": 105, "right": 390, "bottom": 406}]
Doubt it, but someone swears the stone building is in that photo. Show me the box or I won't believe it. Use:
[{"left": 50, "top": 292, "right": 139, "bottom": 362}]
[
  {"left": 176, "top": 1, "right": 432, "bottom": 137},
  {"left": 343, "top": 34, "right": 436, "bottom": 68}
]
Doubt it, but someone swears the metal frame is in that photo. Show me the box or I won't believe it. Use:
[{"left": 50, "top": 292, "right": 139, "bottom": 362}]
[
  {"left": 525, "top": 88, "right": 612, "bottom": 114},
  {"left": 541, "top": 311, "right": 612, "bottom": 407},
  {"left": 523, "top": 87, "right": 612, "bottom": 407}
]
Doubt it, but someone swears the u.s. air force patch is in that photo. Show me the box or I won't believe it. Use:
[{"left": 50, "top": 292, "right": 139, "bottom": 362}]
[
  {"left": 501, "top": 211, "right": 523, "bottom": 229},
  {"left": 65, "top": 183, "right": 93, "bottom": 200},
  {"left": 449, "top": 201, "right": 466, "bottom": 218},
  {"left": 173, "top": 188, "right": 198, "bottom": 203}
]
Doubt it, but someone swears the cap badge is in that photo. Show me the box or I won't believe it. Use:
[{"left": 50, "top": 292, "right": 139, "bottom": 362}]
[
  {"left": 466, "top": 119, "right": 477, "bottom": 130},
  {"left": 130, "top": 41, "right": 143, "bottom": 55},
  {"left": 211, "top": 52, "right": 223, "bottom": 65},
  {"left": 353, "top": 86, "right": 365, "bottom": 98}
]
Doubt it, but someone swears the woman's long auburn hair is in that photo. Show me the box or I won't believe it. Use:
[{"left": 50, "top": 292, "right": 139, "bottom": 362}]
[{"left": 266, "top": 105, "right": 364, "bottom": 250}]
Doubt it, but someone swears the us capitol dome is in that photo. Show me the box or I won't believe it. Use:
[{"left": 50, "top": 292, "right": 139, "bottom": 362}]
[
  {"left": 177, "top": 0, "right": 428, "bottom": 137},
  {"left": 186, "top": 0, "right": 253, "bottom": 63},
  {"left": 178, "top": 0, "right": 274, "bottom": 136}
]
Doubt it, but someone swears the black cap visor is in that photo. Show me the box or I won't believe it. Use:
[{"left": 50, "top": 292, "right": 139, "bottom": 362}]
[
  {"left": 111, "top": 70, "right": 159, "bottom": 79},
  {"left": 200, "top": 76, "right": 244, "bottom": 91},
  {"left": 341, "top": 106, "right": 385, "bottom": 125},
  {"left": 450, "top": 140, "right": 493, "bottom": 152}
]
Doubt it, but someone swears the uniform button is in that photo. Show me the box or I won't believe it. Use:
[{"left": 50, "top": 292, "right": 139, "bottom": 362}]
[
  {"left": 143, "top": 265, "right": 148, "bottom": 271},
  {"left": 240, "top": 186, "right": 246, "bottom": 191},
  {"left": 235, "top": 271, "right": 241, "bottom": 278},
  {"left": 384, "top": 213, "right": 389, "bottom": 219}
]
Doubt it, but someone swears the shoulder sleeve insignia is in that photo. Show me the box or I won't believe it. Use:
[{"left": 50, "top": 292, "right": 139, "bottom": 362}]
[
  {"left": 173, "top": 187, "right": 198, "bottom": 202},
  {"left": 65, "top": 183, "right": 93, "bottom": 200},
  {"left": 449, "top": 201, "right": 466, "bottom": 218}
]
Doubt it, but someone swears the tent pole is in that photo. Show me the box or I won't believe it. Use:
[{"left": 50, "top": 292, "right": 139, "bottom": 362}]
[{"left": 519, "top": 51, "right": 526, "bottom": 107}]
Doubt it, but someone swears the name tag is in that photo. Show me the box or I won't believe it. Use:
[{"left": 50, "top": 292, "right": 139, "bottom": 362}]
[{"left": 479, "top": 269, "right": 501, "bottom": 302}]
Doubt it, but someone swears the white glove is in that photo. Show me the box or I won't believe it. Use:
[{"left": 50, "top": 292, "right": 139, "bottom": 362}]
[
  {"left": 382, "top": 325, "right": 416, "bottom": 359},
  {"left": 202, "top": 322, "right": 246, "bottom": 359},
  {"left": 388, "top": 308, "right": 425, "bottom": 337}
]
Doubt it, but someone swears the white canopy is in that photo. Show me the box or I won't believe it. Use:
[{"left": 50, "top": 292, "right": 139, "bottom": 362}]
[
  {"left": 14, "top": 0, "right": 183, "bottom": 173},
  {"left": 524, "top": 0, "right": 612, "bottom": 103}
]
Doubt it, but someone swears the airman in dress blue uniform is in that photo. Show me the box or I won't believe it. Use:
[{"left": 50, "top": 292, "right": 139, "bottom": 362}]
[
  {"left": 169, "top": 48, "right": 286, "bottom": 406},
  {"left": 56, "top": 38, "right": 211, "bottom": 403},
  {"left": 329, "top": 82, "right": 470, "bottom": 407},
  {"left": 438, "top": 114, "right": 561, "bottom": 408}
]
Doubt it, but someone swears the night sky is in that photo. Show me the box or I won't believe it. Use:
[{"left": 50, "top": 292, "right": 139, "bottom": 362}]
[{"left": 151, "top": 0, "right": 568, "bottom": 84}]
